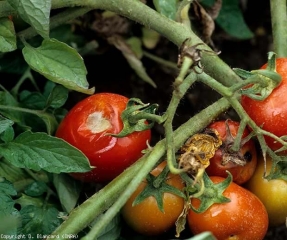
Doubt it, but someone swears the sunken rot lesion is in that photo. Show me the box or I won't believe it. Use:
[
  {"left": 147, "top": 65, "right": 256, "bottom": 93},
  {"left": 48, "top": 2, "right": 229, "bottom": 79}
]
[{"left": 217, "top": 121, "right": 253, "bottom": 167}]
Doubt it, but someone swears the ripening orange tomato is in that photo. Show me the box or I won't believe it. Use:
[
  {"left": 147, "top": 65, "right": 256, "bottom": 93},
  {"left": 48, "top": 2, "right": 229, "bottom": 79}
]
[
  {"left": 188, "top": 176, "right": 269, "bottom": 240},
  {"left": 121, "top": 161, "right": 185, "bottom": 236}
]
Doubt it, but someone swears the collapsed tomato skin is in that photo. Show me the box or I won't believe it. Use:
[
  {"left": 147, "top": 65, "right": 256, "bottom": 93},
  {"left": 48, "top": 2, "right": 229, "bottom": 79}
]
[
  {"left": 55, "top": 93, "right": 151, "bottom": 183},
  {"left": 188, "top": 176, "right": 269, "bottom": 240},
  {"left": 241, "top": 58, "right": 287, "bottom": 151},
  {"left": 121, "top": 161, "right": 185, "bottom": 236},
  {"left": 206, "top": 120, "right": 257, "bottom": 185},
  {"left": 245, "top": 155, "right": 287, "bottom": 227}
]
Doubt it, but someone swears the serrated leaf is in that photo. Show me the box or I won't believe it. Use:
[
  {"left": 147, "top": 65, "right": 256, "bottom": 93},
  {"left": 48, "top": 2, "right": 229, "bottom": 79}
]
[
  {"left": 53, "top": 173, "right": 81, "bottom": 213},
  {"left": 7, "top": 0, "right": 51, "bottom": 38},
  {"left": 19, "top": 205, "right": 62, "bottom": 237},
  {"left": 0, "top": 131, "right": 91, "bottom": 173},
  {"left": 22, "top": 38, "right": 95, "bottom": 94},
  {"left": 0, "top": 17, "right": 17, "bottom": 52},
  {"left": 202, "top": 0, "right": 253, "bottom": 39},
  {"left": 153, "top": 0, "right": 177, "bottom": 20}
]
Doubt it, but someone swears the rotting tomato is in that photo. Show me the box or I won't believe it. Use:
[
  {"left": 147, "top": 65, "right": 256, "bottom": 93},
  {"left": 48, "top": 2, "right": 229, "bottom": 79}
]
[
  {"left": 241, "top": 58, "right": 287, "bottom": 151},
  {"left": 245, "top": 154, "right": 287, "bottom": 227},
  {"left": 187, "top": 176, "right": 269, "bottom": 240},
  {"left": 55, "top": 92, "right": 151, "bottom": 183},
  {"left": 121, "top": 161, "right": 185, "bottom": 236},
  {"left": 205, "top": 120, "right": 257, "bottom": 185}
]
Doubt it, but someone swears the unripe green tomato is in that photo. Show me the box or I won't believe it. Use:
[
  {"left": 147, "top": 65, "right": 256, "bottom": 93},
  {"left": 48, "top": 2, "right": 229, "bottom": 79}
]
[{"left": 245, "top": 155, "right": 287, "bottom": 227}]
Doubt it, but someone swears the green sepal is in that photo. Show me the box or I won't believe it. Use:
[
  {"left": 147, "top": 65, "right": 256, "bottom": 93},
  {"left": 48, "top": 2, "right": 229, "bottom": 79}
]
[
  {"left": 235, "top": 52, "right": 281, "bottom": 100},
  {"left": 132, "top": 165, "right": 185, "bottom": 212},
  {"left": 189, "top": 172, "right": 232, "bottom": 213},
  {"left": 110, "top": 98, "right": 159, "bottom": 137}
]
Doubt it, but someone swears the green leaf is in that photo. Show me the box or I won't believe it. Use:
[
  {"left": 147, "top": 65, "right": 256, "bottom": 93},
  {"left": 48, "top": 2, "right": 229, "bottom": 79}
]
[
  {"left": 153, "top": 0, "right": 177, "bottom": 20},
  {"left": 19, "top": 205, "right": 62, "bottom": 237},
  {"left": 7, "top": 0, "right": 51, "bottom": 38},
  {"left": 0, "top": 178, "right": 20, "bottom": 236},
  {"left": 24, "top": 181, "right": 48, "bottom": 197},
  {"left": 45, "top": 84, "right": 69, "bottom": 109},
  {"left": 0, "top": 131, "right": 91, "bottom": 173},
  {"left": 202, "top": 0, "right": 253, "bottom": 39},
  {"left": 0, "top": 17, "right": 17, "bottom": 52},
  {"left": 0, "top": 115, "right": 14, "bottom": 135},
  {"left": 0, "top": 91, "right": 24, "bottom": 123},
  {"left": 53, "top": 173, "right": 81, "bottom": 213},
  {"left": 22, "top": 38, "right": 95, "bottom": 94}
]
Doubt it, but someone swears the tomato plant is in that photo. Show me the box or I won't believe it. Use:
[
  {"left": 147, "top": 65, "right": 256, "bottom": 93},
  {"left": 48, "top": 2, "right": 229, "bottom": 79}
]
[
  {"left": 56, "top": 92, "right": 151, "bottom": 183},
  {"left": 245, "top": 154, "right": 287, "bottom": 227},
  {"left": 188, "top": 176, "right": 269, "bottom": 240},
  {"left": 241, "top": 58, "right": 287, "bottom": 151},
  {"left": 121, "top": 161, "right": 185, "bottom": 236},
  {"left": 205, "top": 120, "right": 257, "bottom": 185}
]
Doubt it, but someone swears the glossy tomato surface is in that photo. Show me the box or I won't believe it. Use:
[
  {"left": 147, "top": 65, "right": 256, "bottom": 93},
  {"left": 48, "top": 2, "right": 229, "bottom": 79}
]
[
  {"left": 121, "top": 161, "right": 185, "bottom": 236},
  {"left": 188, "top": 176, "right": 269, "bottom": 240},
  {"left": 56, "top": 93, "right": 151, "bottom": 183},
  {"left": 245, "top": 155, "right": 287, "bottom": 226},
  {"left": 241, "top": 58, "right": 287, "bottom": 151},
  {"left": 205, "top": 120, "right": 257, "bottom": 185}
]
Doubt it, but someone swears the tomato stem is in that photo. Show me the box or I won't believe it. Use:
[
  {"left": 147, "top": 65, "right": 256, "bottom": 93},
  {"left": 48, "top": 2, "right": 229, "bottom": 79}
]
[{"left": 270, "top": 0, "right": 287, "bottom": 57}]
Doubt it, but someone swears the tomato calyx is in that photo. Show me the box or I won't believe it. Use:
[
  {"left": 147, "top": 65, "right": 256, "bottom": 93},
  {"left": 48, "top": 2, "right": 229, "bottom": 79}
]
[
  {"left": 234, "top": 52, "right": 281, "bottom": 100},
  {"left": 109, "top": 98, "right": 159, "bottom": 137},
  {"left": 132, "top": 163, "right": 185, "bottom": 212},
  {"left": 188, "top": 172, "right": 232, "bottom": 213}
]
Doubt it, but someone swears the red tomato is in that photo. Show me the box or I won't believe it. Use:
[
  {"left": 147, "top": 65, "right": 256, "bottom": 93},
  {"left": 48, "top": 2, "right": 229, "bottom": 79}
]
[
  {"left": 188, "top": 176, "right": 269, "bottom": 240},
  {"left": 56, "top": 93, "right": 151, "bottom": 183},
  {"left": 241, "top": 58, "right": 287, "bottom": 151},
  {"left": 245, "top": 155, "right": 287, "bottom": 227},
  {"left": 205, "top": 120, "right": 257, "bottom": 185},
  {"left": 121, "top": 161, "right": 185, "bottom": 236}
]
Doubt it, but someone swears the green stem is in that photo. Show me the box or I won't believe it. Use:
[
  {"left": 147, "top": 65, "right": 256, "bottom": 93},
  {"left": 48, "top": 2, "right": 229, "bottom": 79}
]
[
  {"left": 270, "top": 0, "right": 287, "bottom": 57},
  {"left": 143, "top": 51, "right": 178, "bottom": 70},
  {"left": 164, "top": 71, "right": 198, "bottom": 174}
]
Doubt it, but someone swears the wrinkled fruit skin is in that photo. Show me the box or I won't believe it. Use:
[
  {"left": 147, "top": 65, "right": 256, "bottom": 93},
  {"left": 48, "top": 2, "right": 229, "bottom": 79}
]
[
  {"left": 121, "top": 161, "right": 185, "bottom": 236},
  {"left": 188, "top": 176, "right": 269, "bottom": 240},
  {"left": 245, "top": 155, "right": 287, "bottom": 227},
  {"left": 241, "top": 58, "right": 287, "bottom": 151},
  {"left": 56, "top": 93, "right": 151, "bottom": 183},
  {"left": 206, "top": 120, "right": 257, "bottom": 185}
]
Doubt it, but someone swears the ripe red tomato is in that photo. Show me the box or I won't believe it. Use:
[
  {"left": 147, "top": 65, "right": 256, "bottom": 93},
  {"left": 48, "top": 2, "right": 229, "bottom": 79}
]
[
  {"left": 121, "top": 161, "right": 185, "bottom": 236},
  {"left": 56, "top": 93, "right": 151, "bottom": 183},
  {"left": 205, "top": 120, "right": 257, "bottom": 185},
  {"left": 241, "top": 58, "right": 287, "bottom": 151},
  {"left": 188, "top": 176, "right": 269, "bottom": 240},
  {"left": 245, "top": 155, "right": 287, "bottom": 227}
]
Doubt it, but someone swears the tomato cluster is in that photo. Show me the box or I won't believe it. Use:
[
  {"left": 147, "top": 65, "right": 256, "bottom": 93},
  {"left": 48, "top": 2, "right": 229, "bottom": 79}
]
[{"left": 56, "top": 78, "right": 287, "bottom": 239}]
